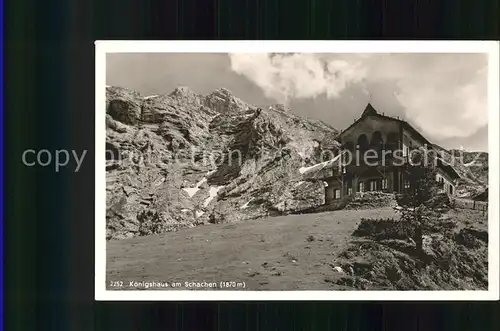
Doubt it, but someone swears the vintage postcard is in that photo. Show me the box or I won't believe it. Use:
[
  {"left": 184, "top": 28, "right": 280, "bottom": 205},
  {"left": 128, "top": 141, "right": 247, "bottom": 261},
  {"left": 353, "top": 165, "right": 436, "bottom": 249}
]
[{"left": 95, "top": 41, "right": 499, "bottom": 300}]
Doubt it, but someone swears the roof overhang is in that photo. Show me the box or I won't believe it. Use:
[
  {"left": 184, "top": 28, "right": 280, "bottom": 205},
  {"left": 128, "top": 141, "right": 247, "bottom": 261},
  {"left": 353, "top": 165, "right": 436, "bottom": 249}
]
[{"left": 436, "top": 157, "right": 461, "bottom": 181}]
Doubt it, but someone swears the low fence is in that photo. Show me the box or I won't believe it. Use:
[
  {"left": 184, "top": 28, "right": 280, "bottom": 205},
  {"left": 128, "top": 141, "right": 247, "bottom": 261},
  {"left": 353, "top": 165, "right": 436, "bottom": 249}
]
[{"left": 451, "top": 198, "right": 488, "bottom": 214}]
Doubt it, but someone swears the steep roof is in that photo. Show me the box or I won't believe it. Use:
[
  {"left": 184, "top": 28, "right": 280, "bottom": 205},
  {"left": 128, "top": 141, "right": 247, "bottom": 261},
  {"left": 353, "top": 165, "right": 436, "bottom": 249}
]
[
  {"left": 473, "top": 188, "right": 488, "bottom": 201},
  {"left": 339, "top": 103, "right": 464, "bottom": 181},
  {"left": 361, "top": 103, "right": 378, "bottom": 117},
  {"left": 340, "top": 103, "right": 433, "bottom": 147},
  {"left": 436, "top": 157, "right": 461, "bottom": 181}
]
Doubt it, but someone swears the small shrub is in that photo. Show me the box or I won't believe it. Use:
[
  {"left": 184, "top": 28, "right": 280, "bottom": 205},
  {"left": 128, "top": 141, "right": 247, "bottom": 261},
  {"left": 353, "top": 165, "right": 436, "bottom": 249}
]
[
  {"left": 353, "top": 218, "right": 415, "bottom": 241},
  {"left": 454, "top": 228, "right": 488, "bottom": 248},
  {"left": 208, "top": 212, "right": 224, "bottom": 224},
  {"left": 425, "top": 193, "right": 451, "bottom": 210},
  {"left": 137, "top": 210, "right": 169, "bottom": 236}
]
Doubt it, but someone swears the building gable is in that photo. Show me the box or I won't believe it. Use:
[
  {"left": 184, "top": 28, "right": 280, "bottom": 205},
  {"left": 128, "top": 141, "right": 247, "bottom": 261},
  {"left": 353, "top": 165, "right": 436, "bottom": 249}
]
[
  {"left": 340, "top": 103, "right": 434, "bottom": 150},
  {"left": 339, "top": 105, "right": 401, "bottom": 147}
]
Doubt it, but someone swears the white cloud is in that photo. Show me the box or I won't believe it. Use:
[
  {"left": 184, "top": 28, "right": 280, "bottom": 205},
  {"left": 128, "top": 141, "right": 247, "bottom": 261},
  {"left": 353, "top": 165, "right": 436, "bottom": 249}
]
[
  {"left": 371, "top": 55, "right": 488, "bottom": 138},
  {"left": 229, "top": 53, "right": 367, "bottom": 104},
  {"left": 229, "top": 53, "right": 488, "bottom": 139}
]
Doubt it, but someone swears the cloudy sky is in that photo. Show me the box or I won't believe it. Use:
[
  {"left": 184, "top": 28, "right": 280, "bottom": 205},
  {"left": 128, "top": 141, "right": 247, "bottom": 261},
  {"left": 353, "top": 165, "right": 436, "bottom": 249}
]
[{"left": 107, "top": 53, "right": 489, "bottom": 152}]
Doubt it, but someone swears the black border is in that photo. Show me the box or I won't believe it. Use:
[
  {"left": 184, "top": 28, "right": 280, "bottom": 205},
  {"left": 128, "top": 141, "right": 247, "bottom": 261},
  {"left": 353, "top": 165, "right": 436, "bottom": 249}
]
[{"left": 3, "top": 0, "right": 500, "bottom": 330}]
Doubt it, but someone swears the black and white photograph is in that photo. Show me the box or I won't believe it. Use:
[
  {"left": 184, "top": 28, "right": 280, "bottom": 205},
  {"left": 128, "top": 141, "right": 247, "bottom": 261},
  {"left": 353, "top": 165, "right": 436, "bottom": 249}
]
[{"left": 95, "top": 41, "right": 499, "bottom": 300}]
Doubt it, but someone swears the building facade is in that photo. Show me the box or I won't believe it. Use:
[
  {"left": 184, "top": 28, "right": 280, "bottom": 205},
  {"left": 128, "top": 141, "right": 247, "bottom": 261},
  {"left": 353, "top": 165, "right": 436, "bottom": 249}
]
[{"left": 323, "top": 104, "right": 460, "bottom": 204}]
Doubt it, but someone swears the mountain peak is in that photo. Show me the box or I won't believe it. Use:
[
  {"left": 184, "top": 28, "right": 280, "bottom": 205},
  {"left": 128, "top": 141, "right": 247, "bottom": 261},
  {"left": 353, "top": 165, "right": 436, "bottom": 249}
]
[
  {"left": 216, "top": 87, "right": 232, "bottom": 94},
  {"left": 269, "top": 104, "right": 291, "bottom": 112},
  {"left": 203, "top": 88, "right": 251, "bottom": 113},
  {"left": 170, "top": 86, "right": 196, "bottom": 96},
  {"left": 208, "top": 88, "right": 234, "bottom": 98}
]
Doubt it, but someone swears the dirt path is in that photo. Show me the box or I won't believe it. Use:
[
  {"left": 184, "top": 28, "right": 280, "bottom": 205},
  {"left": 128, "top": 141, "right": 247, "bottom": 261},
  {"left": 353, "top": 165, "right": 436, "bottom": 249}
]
[{"left": 106, "top": 208, "right": 398, "bottom": 290}]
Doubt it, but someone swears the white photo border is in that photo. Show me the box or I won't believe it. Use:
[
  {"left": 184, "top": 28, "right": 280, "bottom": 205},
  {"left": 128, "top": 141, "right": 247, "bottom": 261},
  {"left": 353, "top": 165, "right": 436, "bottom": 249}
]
[{"left": 95, "top": 40, "right": 500, "bottom": 301}]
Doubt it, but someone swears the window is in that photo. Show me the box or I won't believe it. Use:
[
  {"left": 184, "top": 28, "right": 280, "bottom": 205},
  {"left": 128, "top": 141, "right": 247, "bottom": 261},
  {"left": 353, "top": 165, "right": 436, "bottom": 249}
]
[
  {"left": 347, "top": 187, "right": 353, "bottom": 196},
  {"left": 359, "top": 182, "right": 365, "bottom": 192},
  {"left": 334, "top": 189, "right": 341, "bottom": 199},
  {"left": 449, "top": 185, "right": 453, "bottom": 195},
  {"left": 437, "top": 176, "right": 445, "bottom": 190},
  {"left": 382, "top": 178, "right": 388, "bottom": 190},
  {"left": 404, "top": 180, "right": 410, "bottom": 190},
  {"left": 370, "top": 180, "right": 377, "bottom": 191}
]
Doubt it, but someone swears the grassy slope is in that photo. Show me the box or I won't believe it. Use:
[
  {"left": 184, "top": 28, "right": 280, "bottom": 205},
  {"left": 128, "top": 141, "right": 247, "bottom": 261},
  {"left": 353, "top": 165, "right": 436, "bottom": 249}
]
[{"left": 107, "top": 208, "right": 398, "bottom": 290}]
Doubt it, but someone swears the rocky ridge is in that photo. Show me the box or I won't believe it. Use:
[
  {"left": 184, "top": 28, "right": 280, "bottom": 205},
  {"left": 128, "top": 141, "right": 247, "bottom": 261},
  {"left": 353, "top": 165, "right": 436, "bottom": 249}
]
[{"left": 105, "top": 85, "right": 340, "bottom": 240}]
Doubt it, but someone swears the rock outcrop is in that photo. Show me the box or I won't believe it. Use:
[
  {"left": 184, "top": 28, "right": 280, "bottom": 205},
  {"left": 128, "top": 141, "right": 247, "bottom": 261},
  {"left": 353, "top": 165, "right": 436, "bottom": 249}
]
[
  {"left": 439, "top": 149, "right": 488, "bottom": 198},
  {"left": 105, "top": 85, "right": 340, "bottom": 240}
]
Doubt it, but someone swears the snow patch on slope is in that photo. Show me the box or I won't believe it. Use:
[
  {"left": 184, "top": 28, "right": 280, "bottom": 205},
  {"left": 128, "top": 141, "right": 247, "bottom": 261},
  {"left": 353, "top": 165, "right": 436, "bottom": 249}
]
[
  {"left": 299, "top": 153, "right": 343, "bottom": 175},
  {"left": 240, "top": 197, "right": 255, "bottom": 209},
  {"left": 203, "top": 186, "right": 225, "bottom": 207},
  {"left": 182, "top": 178, "right": 208, "bottom": 198}
]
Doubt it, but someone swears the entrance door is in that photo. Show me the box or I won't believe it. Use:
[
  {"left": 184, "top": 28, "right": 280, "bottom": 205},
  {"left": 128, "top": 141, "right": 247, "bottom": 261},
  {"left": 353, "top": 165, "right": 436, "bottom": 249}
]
[
  {"left": 325, "top": 187, "right": 334, "bottom": 204},
  {"left": 393, "top": 170, "right": 399, "bottom": 192}
]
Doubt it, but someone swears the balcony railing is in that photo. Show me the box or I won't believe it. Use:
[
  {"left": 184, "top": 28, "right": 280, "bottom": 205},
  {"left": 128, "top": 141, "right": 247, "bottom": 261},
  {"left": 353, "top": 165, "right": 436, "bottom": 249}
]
[{"left": 341, "top": 150, "right": 412, "bottom": 168}]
